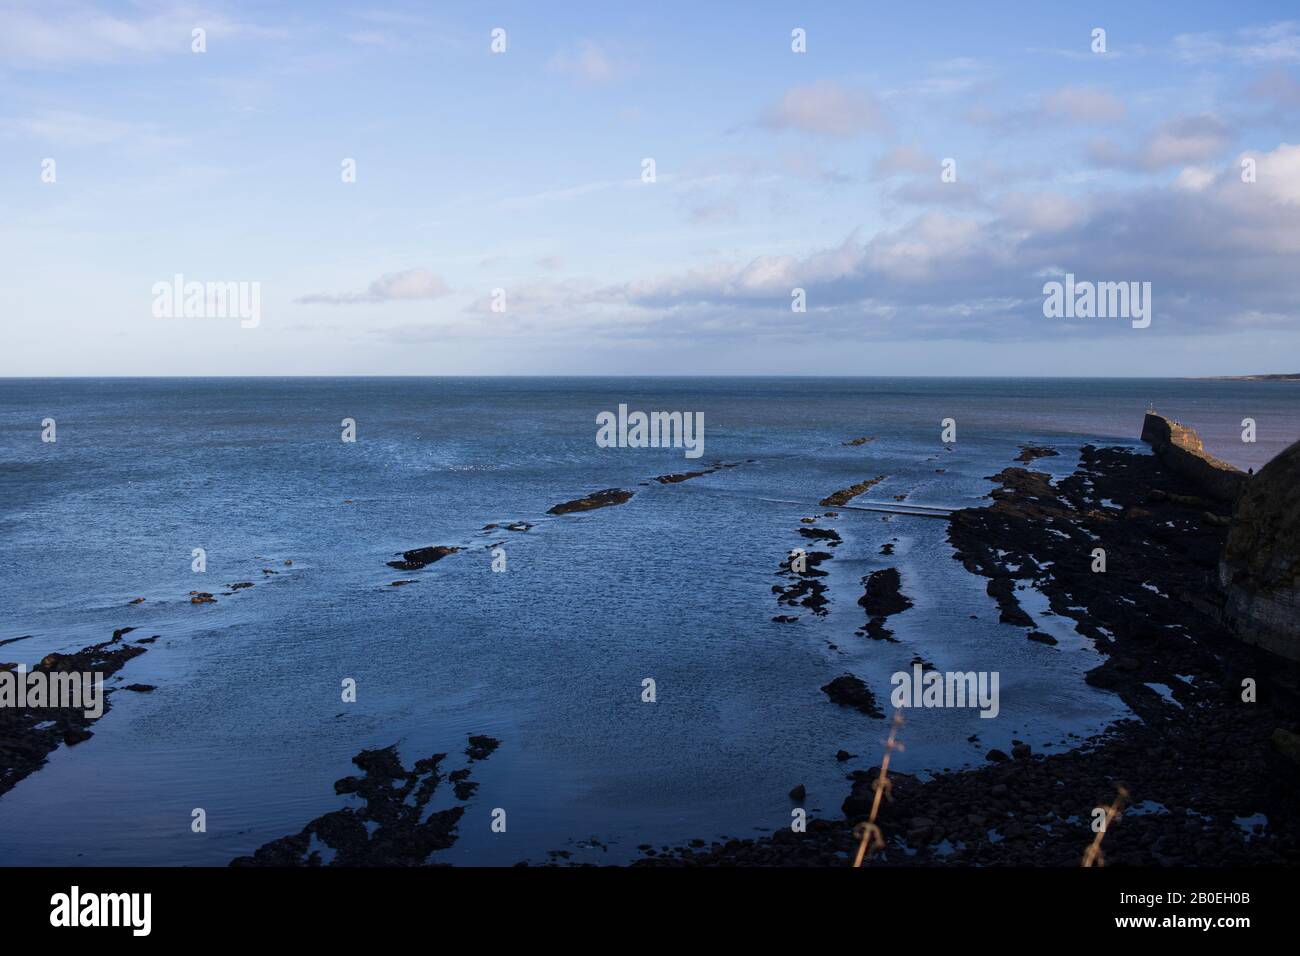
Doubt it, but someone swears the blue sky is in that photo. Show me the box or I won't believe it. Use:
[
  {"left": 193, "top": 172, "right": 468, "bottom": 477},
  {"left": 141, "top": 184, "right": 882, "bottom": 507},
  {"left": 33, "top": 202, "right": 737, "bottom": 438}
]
[{"left": 2, "top": 0, "right": 1299, "bottom": 375}]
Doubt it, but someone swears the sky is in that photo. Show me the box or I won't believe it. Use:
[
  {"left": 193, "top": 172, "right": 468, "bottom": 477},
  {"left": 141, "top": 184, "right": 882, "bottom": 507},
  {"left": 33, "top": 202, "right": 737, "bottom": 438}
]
[{"left": 2, "top": 0, "right": 1299, "bottom": 376}]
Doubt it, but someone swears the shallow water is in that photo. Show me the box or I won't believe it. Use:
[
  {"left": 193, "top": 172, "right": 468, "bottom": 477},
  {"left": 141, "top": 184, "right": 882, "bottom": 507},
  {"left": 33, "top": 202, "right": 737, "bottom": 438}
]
[{"left": 0, "top": 377, "right": 1295, "bottom": 865}]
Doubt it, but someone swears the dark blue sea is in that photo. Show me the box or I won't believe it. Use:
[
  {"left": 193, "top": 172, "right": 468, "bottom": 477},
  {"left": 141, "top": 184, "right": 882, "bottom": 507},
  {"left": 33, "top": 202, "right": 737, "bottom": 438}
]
[{"left": 1, "top": 377, "right": 1295, "bottom": 865}]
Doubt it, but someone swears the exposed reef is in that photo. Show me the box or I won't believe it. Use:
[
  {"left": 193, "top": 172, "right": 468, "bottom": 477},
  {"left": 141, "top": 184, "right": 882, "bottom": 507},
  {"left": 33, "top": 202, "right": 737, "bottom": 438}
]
[
  {"left": 773, "top": 550, "right": 834, "bottom": 618},
  {"left": 652, "top": 461, "right": 739, "bottom": 484},
  {"left": 387, "top": 545, "right": 461, "bottom": 571},
  {"left": 1, "top": 631, "right": 149, "bottom": 798},
  {"left": 857, "top": 568, "right": 914, "bottom": 641},
  {"left": 230, "top": 735, "right": 498, "bottom": 866},
  {"left": 1015, "top": 444, "right": 1059, "bottom": 464},
  {"left": 547, "top": 488, "right": 634, "bottom": 515},
  {"left": 820, "top": 674, "right": 884, "bottom": 718},
  {"left": 819, "top": 476, "right": 887, "bottom": 507}
]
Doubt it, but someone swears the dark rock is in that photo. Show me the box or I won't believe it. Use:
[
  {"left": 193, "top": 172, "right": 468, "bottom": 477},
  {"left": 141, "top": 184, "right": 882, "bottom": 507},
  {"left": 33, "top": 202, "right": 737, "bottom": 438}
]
[
  {"left": 465, "top": 735, "right": 500, "bottom": 761},
  {"left": 821, "top": 674, "right": 884, "bottom": 718},
  {"left": 859, "top": 568, "right": 913, "bottom": 618},
  {"left": 1016, "top": 445, "right": 1059, "bottom": 464},
  {"left": 0, "top": 633, "right": 148, "bottom": 797},
  {"left": 799, "top": 526, "right": 842, "bottom": 544},
  {"left": 387, "top": 545, "right": 460, "bottom": 571},
  {"left": 820, "top": 475, "right": 887, "bottom": 507},
  {"left": 547, "top": 488, "right": 634, "bottom": 515},
  {"left": 231, "top": 744, "right": 470, "bottom": 866},
  {"left": 654, "top": 470, "right": 713, "bottom": 484}
]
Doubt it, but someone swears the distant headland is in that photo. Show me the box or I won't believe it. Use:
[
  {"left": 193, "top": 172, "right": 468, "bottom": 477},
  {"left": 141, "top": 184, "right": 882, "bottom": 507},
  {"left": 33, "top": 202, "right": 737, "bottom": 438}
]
[{"left": 1191, "top": 373, "right": 1300, "bottom": 381}]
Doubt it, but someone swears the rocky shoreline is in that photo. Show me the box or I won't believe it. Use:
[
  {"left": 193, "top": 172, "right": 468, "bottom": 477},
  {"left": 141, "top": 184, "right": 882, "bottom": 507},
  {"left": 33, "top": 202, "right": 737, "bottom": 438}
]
[
  {"left": 634, "top": 437, "right": 1300, "bottom": 866},
  {"left": 0, "top": 628, "right": 151, "bottom": 798}
]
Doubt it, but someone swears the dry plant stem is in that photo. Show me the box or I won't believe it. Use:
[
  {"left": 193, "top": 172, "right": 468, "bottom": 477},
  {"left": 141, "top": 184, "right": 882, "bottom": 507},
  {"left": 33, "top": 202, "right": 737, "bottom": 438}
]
[
  {"left": 1081, "top": 785, "right": 1130, "bottom": 868},
  {"left": 853, "top": 710, "right": 905, "bottom": 867}
]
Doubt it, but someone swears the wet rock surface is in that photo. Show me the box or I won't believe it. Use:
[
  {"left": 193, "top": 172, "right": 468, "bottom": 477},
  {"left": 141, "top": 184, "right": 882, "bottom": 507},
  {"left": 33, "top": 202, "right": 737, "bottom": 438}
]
[
  {"left": 230, "top": 735, "right": 498, "bottom": 866},
  {"left": 858, "top": 568, "right": 913, "bottom": 641},
  {"left": 652, "top": 462, "right": 739, "bottom": 484},
  {"left": 547, "top": 488, "right": 634, "bottom": 515},
  {"left": 773, "top": 505, "right": 847, "bottom": 622},
  {"left": 465, "top": 734, "right": 500, "bottom": 760},
  {"left": 387, "top": 545, "right": 461, "bottom": 571},
  {"left": 0, "top": 631, "right": 149, "bottom": 798},
  {"left": 1015, "top": 444, "right": 1059, "bottom": 464},
  {"left": 820, "top": 674, "right": 884, "bottom": 718},
  {"left": 774, "top": 550, "right": 834, "bottom": 618},
  {"left": 819, "top": 475, "right": 887, "bottom": 507},
  {"left": 947, "top": 445, "right": 1245, "bottom": 718},
  {"left": 482, "top": 521, "right": 533, "bottom": 532},
  {"left": 797, "top": 527, "right": 841, "bottom": 551}
]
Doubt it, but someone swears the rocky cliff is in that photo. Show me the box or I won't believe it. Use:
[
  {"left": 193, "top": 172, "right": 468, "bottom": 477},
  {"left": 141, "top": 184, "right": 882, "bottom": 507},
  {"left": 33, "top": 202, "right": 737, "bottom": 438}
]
[
  {"left": 1220, "top": 437, "right": 1300, "bottom": 662},
  {"left": 1140, "top": 412, "right": 1247, "bottom": 504}
]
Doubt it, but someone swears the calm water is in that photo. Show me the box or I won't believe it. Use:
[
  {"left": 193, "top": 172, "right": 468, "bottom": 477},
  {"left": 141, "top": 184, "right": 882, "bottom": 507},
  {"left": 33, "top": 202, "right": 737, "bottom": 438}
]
[{"left": 0, "top": 377, "right": 1295, "bottom": 865}]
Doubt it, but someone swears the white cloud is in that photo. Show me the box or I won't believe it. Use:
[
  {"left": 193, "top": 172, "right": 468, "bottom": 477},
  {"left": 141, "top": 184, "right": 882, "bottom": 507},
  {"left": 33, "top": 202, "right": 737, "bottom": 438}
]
[
  {"left": 871, "top": 144, "right": 933, "bottom": 179},
  {"left": 1174, "top": 166, "right": 1216, "bottom": 191},
  {"left": 1090, "top": 115, "right": 1234, "bottom": 170},
  {"left": 1173, "top": 21, "right": 1300, "bottom": 64},
  {"left": 492, "top": 144, "right": 1300, "bottom": 342},
  {"left": 998, "top": 192, "right": 1087, "bottom": 233},
  {"left": 1041, "top": 86, "right": 1126, "bottom": 123},
  {"left": 0, "top": 1, "right": 267, "bottom": 66},
  {"left": 759, "top": 81, "right": 888, "bottom": 138},
  {"left": 297, "top": 269, "right": 451, "bottom": 305}
]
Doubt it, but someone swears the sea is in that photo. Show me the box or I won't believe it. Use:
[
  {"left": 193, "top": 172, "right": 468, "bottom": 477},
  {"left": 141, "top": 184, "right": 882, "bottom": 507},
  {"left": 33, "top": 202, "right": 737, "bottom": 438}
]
[{"left": 0, "top": 377, "right": 1295, "bottom": 865}]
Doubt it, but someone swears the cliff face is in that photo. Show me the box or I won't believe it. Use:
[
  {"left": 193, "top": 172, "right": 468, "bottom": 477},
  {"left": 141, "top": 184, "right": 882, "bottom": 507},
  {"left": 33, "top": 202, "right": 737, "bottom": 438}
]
[
  {"left": 1140, "top": 412, "right": 1247, "bottom": 504},
  {"left": 1219, "top": 438, "right": 1300, "bottom": 662}
]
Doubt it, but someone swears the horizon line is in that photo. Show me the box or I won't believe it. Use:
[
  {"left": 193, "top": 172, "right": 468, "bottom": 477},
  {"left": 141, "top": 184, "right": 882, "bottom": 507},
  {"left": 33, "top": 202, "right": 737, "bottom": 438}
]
[{"left": 2, "top": 373, "right": 1298, "bottom": 381}]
